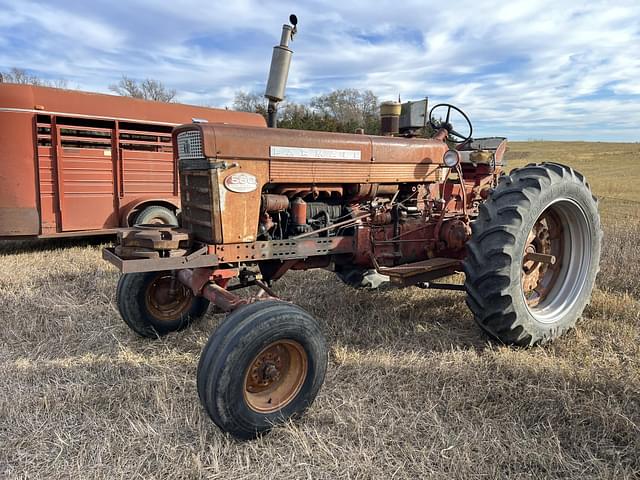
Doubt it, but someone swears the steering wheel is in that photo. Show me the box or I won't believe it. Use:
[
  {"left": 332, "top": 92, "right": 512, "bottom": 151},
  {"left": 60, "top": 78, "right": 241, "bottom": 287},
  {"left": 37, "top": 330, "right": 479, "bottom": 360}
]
[{"left": 429, "top": 103, "right": 473, "bottom": 143}]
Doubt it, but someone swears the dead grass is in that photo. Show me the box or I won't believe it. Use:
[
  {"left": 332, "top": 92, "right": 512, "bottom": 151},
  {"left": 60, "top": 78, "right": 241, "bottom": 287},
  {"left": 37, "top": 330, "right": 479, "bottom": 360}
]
[{"left": 1, "top": 141, "right": 640, "bottom": 479}]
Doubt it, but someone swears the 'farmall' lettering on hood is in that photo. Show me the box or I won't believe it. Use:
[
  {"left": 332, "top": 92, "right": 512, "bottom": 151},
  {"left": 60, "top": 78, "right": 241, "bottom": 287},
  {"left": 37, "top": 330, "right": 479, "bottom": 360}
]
[{"left": 270, "top": 145, "right": 361, "bottom": 160}]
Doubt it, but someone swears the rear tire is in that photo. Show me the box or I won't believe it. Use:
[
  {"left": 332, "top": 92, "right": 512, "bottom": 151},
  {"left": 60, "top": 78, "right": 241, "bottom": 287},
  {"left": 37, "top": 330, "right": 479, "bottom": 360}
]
[
  {"left": 464, "top": 163, "right": 601, "bottom": 346},
  {"left": 197, "top": 300, "right": 327, "bottom": 440},
  {"left": 116, "top": 271, "right": 209, "bottom": 338},
  {"left": 134, "top": 205, "right": 178, "bottom": 226}
]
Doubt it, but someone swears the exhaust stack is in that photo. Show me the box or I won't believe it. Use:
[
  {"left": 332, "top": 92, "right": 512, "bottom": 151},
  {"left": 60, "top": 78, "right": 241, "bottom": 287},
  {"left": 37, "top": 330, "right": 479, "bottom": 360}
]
[{"left": 265, "top": 14, "right": 298, "bottom": 128}]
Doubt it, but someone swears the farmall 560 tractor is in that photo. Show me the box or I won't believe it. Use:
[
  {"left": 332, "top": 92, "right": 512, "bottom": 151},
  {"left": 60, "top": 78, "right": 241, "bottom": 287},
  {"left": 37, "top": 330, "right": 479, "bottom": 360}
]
[{"left": 105, "top": 16, "right": 602, "bottom": 439}]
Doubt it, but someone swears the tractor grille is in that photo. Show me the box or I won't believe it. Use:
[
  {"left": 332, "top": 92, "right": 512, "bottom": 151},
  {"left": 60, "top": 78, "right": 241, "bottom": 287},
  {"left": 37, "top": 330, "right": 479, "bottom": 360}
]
[
  {"left": 176, "top": 130, "right": 204, "bottom": 160},
  {"left": 180, "top": 170, "right": 219, "bottom": 243},
  {"left": 177, "top": 129, "right": 222, "bottom": 243}
]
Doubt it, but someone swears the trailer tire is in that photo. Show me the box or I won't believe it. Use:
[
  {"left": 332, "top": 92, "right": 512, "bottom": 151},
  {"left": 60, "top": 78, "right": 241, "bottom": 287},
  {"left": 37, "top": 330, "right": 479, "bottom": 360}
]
[
  {"left": 116, "top": 271, "right": 209, "bottom": 338},
  {"left": 134, "top": 205, "right": 178, "bottom": 226},
  {"left": 464, "top": 163, "right": 601, "bottom": 346},
  {"left": 197, "top": 300, "right": 327, "bottom": 440}
]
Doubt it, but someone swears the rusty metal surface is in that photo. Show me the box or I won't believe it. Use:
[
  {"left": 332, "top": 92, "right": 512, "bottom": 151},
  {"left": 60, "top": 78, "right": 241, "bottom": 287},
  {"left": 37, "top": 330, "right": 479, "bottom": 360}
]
[
  {"left": 440, "top": 219, "right": 472, "bottom": 251},
  {"left": 121, "top": 150, "right": 175, "bottom": 196},
  {"left": 144, "top": 271, "right": 194, "bottom": 321},
  {"left": 522, "top": 209, "right": 563, "bottom": 307},
  {"left": 177, "top": 268, "right": 214, "bottom": 296},
  {"left": 0, "top": 83, "right": 266, "bottom": 128},
  {"left": 212, "top": 236, "right": 353, "bottom": 262},
  {"left": 391, "top": 267, "right": 460, "bottom": 288},
  {"left": 179, "top": 169, "right": 222, "bottom": 244},
  {"left": 0, "top": 83, "right": 266, "bottom": 238},
  {"left": 243, "top": 340, "right": 308, "bottom": 413},
  {"left": 177, "top": 268, "right": 250, "bottom": 312},
  {"left": 173, "top": 122, "right": 490, "bottom": 248},
  {"left": 378, "top": 257, "right": 460, "bottom": 278},
  {"left": 524, "top": 252, "right": 556, "bottom": 265},
  {"left": 0, "top": 111, "right": 39, "bottom": 236},
  {"left": 102, "top": 247, "right": 219, "bottom": 273},
  {"left": 494, "top": 139, "right": 507, "bottom": 165},
  {"left": 179, "top": 159, "right": 270, "bottom": 244},
  {"left": 219, "top": 160, "right": 269, "bottom": 243},
  {"left": 0, "top": 207, "right": 40, "bottom": 236},
  {"left": 199, "top": 282, "right": 250, "bottom": 311},
  {"left": 261, "top": 194, "right": 289, "bottom": 212},
  {"left": 45, "top": 120, "right": 176, "bottom": 232},
  {"left": 104, "top": 234, "right": 354, "bottom": 274},
  {"left": 176, "top": 123, "right": 448, "bottom": 185},
  {"left": 56, "top": 142, "right": 118, "bottom": 231},
  {"left": 274, "top": 185, "right": 344, "bottom": 197},
  {"left": 118, "top": 226, "right": 190, "bottom": 250},
  {"left": 113, "top": 246, "right": 188, "bottom": 259}
]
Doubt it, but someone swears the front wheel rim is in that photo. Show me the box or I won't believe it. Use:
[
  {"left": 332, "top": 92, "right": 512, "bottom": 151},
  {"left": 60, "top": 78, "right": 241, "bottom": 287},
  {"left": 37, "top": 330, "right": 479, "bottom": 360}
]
[
  {"left": 521, "top": 198, "right": 592, "bottom": 324},
  {"left": 144, "top": 273, "right": 193, "bottom": 321},
  {"left": 243, "top": 340, "right": 308, "bottom": 413}
]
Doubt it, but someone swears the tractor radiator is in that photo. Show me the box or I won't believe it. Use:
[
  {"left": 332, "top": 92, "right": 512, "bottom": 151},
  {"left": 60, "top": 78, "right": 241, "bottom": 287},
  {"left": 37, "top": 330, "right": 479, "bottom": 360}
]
[{"left": 177, "top": 131, "right": 223, "bottom": 244}]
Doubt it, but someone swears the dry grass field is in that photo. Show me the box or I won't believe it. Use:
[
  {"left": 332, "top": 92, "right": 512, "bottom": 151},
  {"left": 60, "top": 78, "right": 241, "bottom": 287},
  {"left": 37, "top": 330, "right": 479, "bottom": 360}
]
[{"left": 1, "top": 141, "right": 639, "bottom": 479}]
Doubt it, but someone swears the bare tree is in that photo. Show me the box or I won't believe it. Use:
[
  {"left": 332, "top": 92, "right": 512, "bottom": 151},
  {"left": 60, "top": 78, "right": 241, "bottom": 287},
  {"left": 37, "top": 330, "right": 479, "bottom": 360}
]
[
  {"left": 109, "top": 75, "right": 176, "bottom": 102},
  {"left": 232, "top": 88, "right": 381, "bottom": 134},
  {"left": 233, "top": 91, "right": 267, "bottom": 115},
  {"left": 0, "top": 67, "right": 68, "bottom": 88},
  {"left": 310, "top": 89, "right": 379, "bottom": 133}
]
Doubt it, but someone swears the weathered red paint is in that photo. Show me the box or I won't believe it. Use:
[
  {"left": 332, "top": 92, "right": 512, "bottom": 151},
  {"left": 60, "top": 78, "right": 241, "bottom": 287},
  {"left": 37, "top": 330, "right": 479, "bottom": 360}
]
[{"left": 0, "top": 83, "right": 266, "bottom": 238}]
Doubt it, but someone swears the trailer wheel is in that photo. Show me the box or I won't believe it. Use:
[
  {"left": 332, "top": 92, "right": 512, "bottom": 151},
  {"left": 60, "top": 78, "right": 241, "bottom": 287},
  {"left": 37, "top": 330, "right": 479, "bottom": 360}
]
[
  {"left": 116, "top": 271, "right": 209, "bottom": 338},
  {"left": 197, "top": 300, "right": 327, "bottom": 440},
  {"left": 464, "top": 163, "right": 601, "bottom": 346},
  {"left": 134, "top": 205, "right": 178, "bottom": 226}
]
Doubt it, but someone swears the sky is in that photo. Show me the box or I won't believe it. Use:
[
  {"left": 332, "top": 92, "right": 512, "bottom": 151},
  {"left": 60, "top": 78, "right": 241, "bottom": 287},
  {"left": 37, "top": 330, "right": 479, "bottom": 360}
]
[{"left": 1, "top": 0, "right": 639, "bottom": 141}]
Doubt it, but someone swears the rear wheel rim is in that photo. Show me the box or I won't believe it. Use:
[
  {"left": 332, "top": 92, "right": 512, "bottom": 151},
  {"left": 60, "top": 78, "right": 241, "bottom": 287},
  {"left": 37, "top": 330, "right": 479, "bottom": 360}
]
[
  {"left": 243, "top": 340, "right": 308, "bottom": 413},
  {"left": 521, "top": 199, "right": 592, "bottom": 324},
  {"left": 144, "top": 273, "right": 192, "bottom": 321}
]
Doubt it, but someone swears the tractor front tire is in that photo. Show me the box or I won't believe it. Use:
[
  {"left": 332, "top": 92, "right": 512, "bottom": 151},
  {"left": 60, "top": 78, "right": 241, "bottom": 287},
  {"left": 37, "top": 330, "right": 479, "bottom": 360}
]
[
  {"left": 464, "top": 163, "right": 601, "bottom": 346},
  {"left": 197, "top": 300, "right": 327, "bottom": 440},
  {"left": 116, "top": 271, "right": 209, "bottom": 338}
]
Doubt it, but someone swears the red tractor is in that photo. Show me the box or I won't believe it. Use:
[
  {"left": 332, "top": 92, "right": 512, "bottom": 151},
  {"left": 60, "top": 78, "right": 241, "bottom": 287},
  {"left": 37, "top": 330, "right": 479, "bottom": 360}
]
[{"left": 105, "top": 16, "right": 601, "bottom": 439}]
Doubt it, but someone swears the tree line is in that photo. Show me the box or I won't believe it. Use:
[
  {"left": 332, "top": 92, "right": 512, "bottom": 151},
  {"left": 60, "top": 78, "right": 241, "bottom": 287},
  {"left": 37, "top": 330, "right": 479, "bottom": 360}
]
[
  {"left": 1, "top": 68, "right": 380, "bottom": 132},
  {"left": 233, "top": 89, "right": 379, "bottom": 134},
  {"left": 0, "top": 68, "right": 177, "bottom": 102}
]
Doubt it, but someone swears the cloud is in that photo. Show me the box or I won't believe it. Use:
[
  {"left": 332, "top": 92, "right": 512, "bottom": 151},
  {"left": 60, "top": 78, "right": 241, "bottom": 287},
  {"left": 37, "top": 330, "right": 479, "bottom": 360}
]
[
  {"left": 0, "top": 0, "right": 638, "bottom": 141},
  {"left": 4, "top": 1, "right": 124, "bottom": 50}
]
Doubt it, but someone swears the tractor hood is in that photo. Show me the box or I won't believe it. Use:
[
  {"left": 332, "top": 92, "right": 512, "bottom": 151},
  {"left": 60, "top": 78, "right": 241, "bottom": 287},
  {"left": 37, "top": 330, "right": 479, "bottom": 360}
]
[{"left": 174, "top": 124, "right": 449, "bottom": 184}]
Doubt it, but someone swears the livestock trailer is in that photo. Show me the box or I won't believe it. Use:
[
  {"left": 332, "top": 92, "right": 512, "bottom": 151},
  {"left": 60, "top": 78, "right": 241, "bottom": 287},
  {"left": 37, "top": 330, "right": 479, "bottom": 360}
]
[{"left": 0, "top": 84, "right": 266, "bottom": 239}]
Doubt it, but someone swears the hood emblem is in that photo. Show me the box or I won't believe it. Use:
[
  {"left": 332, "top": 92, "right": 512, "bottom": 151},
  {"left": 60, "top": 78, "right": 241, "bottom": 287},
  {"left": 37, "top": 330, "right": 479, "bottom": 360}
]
[{"left": 224, "top": 173, "right": 258, "bottom": 193}]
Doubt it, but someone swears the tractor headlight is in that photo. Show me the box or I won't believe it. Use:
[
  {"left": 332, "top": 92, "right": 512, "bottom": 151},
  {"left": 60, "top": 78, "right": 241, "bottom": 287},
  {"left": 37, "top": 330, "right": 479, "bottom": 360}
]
[{"left": 443, "top": 149, "right": 460, "bottom": 168}]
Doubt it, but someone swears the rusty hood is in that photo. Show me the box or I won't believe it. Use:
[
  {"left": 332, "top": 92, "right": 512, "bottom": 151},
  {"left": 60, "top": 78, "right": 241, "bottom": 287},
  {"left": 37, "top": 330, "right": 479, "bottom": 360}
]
[{"left": 181, "top": 123, "right": 447, "bottom": 164}]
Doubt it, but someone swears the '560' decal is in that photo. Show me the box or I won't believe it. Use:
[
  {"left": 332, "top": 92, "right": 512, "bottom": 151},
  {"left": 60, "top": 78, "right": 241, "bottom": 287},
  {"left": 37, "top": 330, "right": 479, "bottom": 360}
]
[{"left": 224, "top": 172, "right": 258, "bottom": 193}]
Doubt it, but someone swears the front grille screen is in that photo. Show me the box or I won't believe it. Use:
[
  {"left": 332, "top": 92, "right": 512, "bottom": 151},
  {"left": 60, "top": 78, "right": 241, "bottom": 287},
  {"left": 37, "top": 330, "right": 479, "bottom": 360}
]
[{"left": 176, "top": 130, "right": 204, "bottom": 160}]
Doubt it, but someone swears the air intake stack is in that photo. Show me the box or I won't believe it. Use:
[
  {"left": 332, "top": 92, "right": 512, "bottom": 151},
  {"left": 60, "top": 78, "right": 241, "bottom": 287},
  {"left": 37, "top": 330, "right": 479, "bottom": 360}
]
[
  {"left": 265, "top": 14, "right": 298, "bottom": 128},
  {"left": 380, "top": 101, "right": 401, "bottom": 136}
]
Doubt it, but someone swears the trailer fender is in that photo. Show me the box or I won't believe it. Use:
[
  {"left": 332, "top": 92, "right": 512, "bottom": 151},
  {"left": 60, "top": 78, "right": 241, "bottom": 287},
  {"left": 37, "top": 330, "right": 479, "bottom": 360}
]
[{"left": 120, "top": 198, "right": 180, "bottom": 227}]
